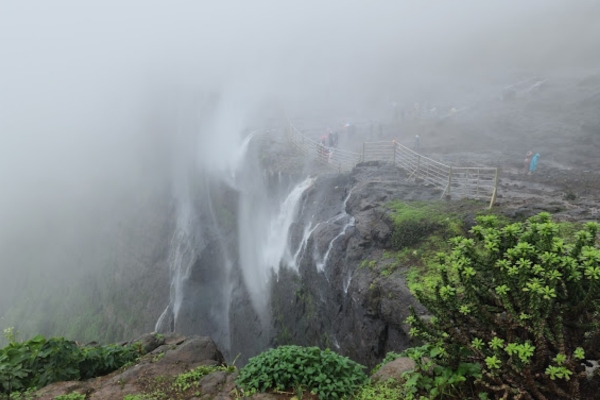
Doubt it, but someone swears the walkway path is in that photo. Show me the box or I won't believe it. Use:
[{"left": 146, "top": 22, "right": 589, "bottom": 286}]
[{"left": 286, "top": 119, "right": 499, "bottom": 208}]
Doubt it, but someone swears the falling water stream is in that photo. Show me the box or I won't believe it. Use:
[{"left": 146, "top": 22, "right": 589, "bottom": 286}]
[
  {"left": 316, "top": 188, "right": 355, "bottom": 272},
  {"left": 156, "top": 113, "right": 314, "bottom": 356}
]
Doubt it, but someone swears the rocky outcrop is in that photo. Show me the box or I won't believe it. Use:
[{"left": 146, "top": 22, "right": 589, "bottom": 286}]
[
  {"left": 271, "top": 162, "right": 435, "bottom": 369},
  {"left": 33, "top": 333, "right": 234, "bottom": 400},
  {"left": 27, "top": 330, "right": 420, "bottom": 400}
]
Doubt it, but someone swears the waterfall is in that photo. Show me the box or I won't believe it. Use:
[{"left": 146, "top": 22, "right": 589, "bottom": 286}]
[
  {"left": 316, "top": 188, "right": 355, "bottom": 272},
  {"left": 263, "top": 177, "right": 314, "bottom": 270},
  {"left": 155, "top": 108, "right": 315, "bottom": 354},
  {"left": 238, "top": 176, "right": 314, "bottom": 321},
  {"left": 289, "top": 221, "right": 321, "bottom": 269},
  {"left": 155, "top": 104, "right": 200, "bottom": 333},
  {"left": 155, "top": 180, "right": 199, "bottom": 333}
]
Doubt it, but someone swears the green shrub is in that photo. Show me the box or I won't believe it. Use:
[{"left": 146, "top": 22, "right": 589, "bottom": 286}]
[
  {"left": 402, "top": 345, "right": 481, "bottom": 400},
  {"left": 370, "top": 346, "right": 481, "bottom": 400},
  {"left": 407, "top": 213, "right": 600, "bottom": 399},
  {"left": 0, "top": 335, "right": 142, "bottom": 395},
  {"left": 236, "top": 345, "right": 367, "bottom": 399},
  {"left": 172, "top": 365, "right": 231, "bottom": 392},
  {"left": 352, "top": 379, "right": 404, "bottom": 400},
  {"left": 53, "top": 393, "right": 86, "bottom": 400},
  {"left": 387, "top": 201, "right": 461, "bottom": 250}
]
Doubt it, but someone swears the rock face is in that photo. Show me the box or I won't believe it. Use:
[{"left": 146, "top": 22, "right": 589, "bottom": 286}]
[{"left": 271, "top": 162, "right": 433, "bottom": 369}]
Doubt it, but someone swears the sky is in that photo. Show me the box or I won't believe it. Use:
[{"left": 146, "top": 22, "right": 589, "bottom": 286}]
[{"left": 1, "top": 0, "right": 599, "bottom": 313}]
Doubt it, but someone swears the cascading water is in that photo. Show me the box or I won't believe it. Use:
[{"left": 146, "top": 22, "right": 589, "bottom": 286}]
[
  {"left": 289, "top": 221, "right": 321, "bottom": 269},
  {"left": 237, "top": 175, "right": 314, "bottom": 322},
  {"left": 316, "top": 188, "right": 355, "bottom": 272},
  {"left": 156, "top": 104, "right": 202, "bottom": 334},
  {"left": 155, "top": 196, "right": 198, "bottom": 332},
  {"left": 263, "top": 177, "right": 314, "bottom": 271},
  {"left": 155, "top": 95, "right": 316, "bottom": 360}
]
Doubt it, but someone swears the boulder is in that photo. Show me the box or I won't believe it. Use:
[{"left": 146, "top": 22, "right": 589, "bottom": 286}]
[
  {"left": 371, "top": 357, "right": 416, "bottom": 383},
  {"left": 199, "top": 370, "right": 227, "bottom": 396},
  {"left": 159, "top": 335, "right": 225, "bottom": 366},
  {"left": 134, "top": 332, "right": 165, "bottom": 354}
]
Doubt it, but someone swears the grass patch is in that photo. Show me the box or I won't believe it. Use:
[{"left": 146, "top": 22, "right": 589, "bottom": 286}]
[
  {"left": 352, "top": 379, "right": 405, "bottom": 400},
  {"left": 387, "top": 201, "right": 462, "bottom": 250}
]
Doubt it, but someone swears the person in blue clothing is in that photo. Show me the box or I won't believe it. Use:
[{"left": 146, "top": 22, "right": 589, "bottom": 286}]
[{"left": 528, "top": 153, "right": 540, "bottom": 175}]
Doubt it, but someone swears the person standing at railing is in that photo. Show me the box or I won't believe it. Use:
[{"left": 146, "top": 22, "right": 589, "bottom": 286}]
[
  {"left": 413, "top": 134, "right": 421, "bottom": 150},
  {"left": 319, "top": 136, "right": 328, "bottom": 161},
  {"left": 523, "top": 151, "right": 533, "bottom": 174}
]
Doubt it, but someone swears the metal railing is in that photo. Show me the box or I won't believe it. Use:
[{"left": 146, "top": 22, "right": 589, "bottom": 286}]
[
  {"left": 287, "top": 120, "right": 498, "bottom": 208},
  {"left": 287, "top": 121, "right": 362, "bottom": 172}
]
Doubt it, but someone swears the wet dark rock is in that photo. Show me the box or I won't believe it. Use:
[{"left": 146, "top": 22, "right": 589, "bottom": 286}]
[
  {"left": 161, "top": 335, "right": 225, "bottom": 365},
  {"left": 151, "top": 344, "right": 174, "bottom": 355},
  {"left": 134, "top": 332, "right": 165, "bottom": 354},
  {"left": 199, "top": 371, "right": 228, "bottom": 396},
  {"left": 271, "top": 163, "right": 434, "bottom": 369}
]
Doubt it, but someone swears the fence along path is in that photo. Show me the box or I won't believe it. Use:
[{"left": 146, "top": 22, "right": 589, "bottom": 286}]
[{"left": 287, "top": 120, "right": 498, "bottom": 208}]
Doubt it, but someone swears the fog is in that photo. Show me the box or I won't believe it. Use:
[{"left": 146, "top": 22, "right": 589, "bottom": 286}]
[{"left": 1, "top": 0, "right": 599, "bottom": 335}]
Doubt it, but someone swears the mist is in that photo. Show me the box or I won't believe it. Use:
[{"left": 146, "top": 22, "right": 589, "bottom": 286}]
[{"left": 1, "top": 0, "right": 599, "bottom": 338}]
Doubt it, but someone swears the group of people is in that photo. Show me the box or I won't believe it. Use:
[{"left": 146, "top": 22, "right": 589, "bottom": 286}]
[
  {"left": 323, "top": 129, "right": 339, "bottom": 148},
  {"left": 317, "top": 129, "right": 339, "bottom": 163},
  {"left": 393, "top": 101, "right": 457, "bottom": 122},
  {"left": 524, "top": 151, "right": 541, "bottom": 175}
]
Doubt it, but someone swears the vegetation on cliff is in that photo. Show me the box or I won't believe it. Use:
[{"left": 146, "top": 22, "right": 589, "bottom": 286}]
[
  {"left": 0, "top": 329, "right": 142, "bottom": 396},
  {"left": 404, "top": 213, "right": 600, "bottom": 399},
  {"left": 236, "top": 345, "right": 367, "bottom": 399}
]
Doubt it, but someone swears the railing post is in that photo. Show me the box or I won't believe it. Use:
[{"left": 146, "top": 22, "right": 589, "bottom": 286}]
[
  {"left": 362, "top": 142, "right": 365, "bottom": 163},
  {"left": 477, "top": 168, "right": 480, "bottom": 198},
  {"left": 447, "top": 167, "right": 452, "bottom": 198},
  {"left": 488, "top": 168, "right": 499, "bottom": 209},
  {"left": 408, "top": 155, "right": 420, "bottom": 180},
  {"left": 392, "top": 141, "right": 396, "bottom": 165}
]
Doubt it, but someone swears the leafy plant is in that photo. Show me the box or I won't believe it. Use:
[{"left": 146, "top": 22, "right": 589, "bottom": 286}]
[
  {"left": 129, "top": 363, "right": 235, "bottom": 400},
  {"left": 172, "top": 365, "right": 230, "bottom": 392},
  {"left": 352, "top": 378, "right": 404, "bottom": 400},
  {"left": 122, "top": 395, "right": 148, "bottom": 400},
  {"left": 2, "top": 329, "right": 18, "bottom": 345},
  {"left": 53, "top": 393, "right": 86, "bottom": 400},
  {"left": 0, "top": 335, "right": 142, "bottom": 395},
  {"left": 407, "top": 213, "right": 600, "bottom": 399},
  {"left": 368, "top": 345, "right": 481, "bottom": 400},
  {"left": 236, "top": 345, "right": 367, "bottom": 399}
]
